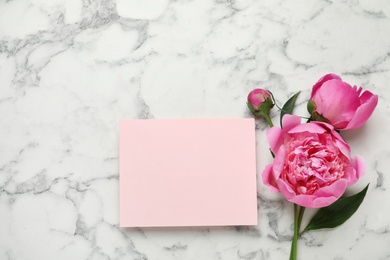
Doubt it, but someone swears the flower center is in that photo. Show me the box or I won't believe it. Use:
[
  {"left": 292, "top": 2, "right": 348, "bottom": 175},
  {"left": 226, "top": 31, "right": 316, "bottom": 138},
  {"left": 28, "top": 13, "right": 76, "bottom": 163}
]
[{"left": 281, "top": 132, "right": 349, "bottom": 195}]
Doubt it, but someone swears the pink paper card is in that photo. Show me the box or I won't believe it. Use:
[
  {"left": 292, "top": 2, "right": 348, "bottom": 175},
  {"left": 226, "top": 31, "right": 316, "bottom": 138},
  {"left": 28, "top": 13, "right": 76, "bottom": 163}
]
[{"left": 119, "top": 118, "right": 257, "bottom": 227}]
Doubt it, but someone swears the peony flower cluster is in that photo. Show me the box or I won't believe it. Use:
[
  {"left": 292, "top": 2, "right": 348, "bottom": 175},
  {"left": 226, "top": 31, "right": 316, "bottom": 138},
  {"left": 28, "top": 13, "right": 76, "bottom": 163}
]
[{"left": 247, "top": 74, "right": 378, "bottom": 208}]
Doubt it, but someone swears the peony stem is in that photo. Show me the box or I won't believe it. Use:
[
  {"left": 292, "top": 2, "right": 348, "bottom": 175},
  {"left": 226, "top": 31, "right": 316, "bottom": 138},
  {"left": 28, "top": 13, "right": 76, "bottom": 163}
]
[
  {"left": 297, "top": 206, "right": 305, "bottom": 234},
  {"left": 290, "top": 204, "right": 299, "bottom": 260},
  {"left": 263, "top": 113, "right": 274, "bottom": 127}
]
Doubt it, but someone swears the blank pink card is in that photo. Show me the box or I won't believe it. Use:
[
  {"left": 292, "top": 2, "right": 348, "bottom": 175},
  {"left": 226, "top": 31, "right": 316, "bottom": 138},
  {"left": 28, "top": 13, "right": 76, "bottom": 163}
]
[{"left": 119, "top": 118, "right": 257, "bottom": 227}]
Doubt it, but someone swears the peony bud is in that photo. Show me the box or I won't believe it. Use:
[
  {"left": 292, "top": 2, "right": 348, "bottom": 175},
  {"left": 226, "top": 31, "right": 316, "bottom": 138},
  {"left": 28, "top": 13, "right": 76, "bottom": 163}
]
[
  {"left": 247, "top": 88, "right": 274, "bottom": 118},
  {"left": 308, "top": 74, "right": 378, "bottom": 130}
]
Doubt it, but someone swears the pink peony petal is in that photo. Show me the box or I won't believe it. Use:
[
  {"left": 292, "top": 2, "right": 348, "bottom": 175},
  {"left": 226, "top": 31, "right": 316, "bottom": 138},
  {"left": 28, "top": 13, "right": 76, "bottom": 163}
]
[
  {"left": 349, "top": 155, "right": 365, "bottom": 184},
  {"left": 267, "top": 115, "right": 301, "bottom": 153},
  {"left": 314, "top": 79, "right": 361, "bottom": 128},
  {"left": 311, "top": 196, "right": 339, "bottom": 208},
  {"left": 311, "top": 73, "right": 342, "bottom": 99},
  {"left": 359, "top": 89, "right": 377, "bottom": 103},
  {"left": 267, "top": 126, "right": 283, "bottom": 153},
  {"left": 331, "top": 130, "right": 352, "bottom": 158},
  {"left": 353, "top": 85, "right": 363, "bottom": 96},
  {"left": 292, "top": 194, "right": 338, "bottom": 208},
  {"left": 262, "top": 164, "right": 279, "bottom": 192},
  {"left": 344, "top": 92, "right": 378, "bottom": 130},
  {"left": 276, "top": 179, "right": 296, "bottom": 200},
  {"left": 288, "top": 121, "right": 327, "bottom": 134},
  {"left": 345, "top": 167, "right": 358, "bottom": 186},
  {"left": 291, "top": 194, "right": 337, "bottom": 208},
  {"left": 290, "top": 178, "right": 348, "bottom": 208},
  {"left": 314, "top": 179, "right": 348, "bottom": 198},
  {"left": 281, "top": 114, "right": 302, "bottom": 131},
  {"left": 290, "top": 194, "right": 316, "bottom": 208},
  {"left": 272, "top": 146, "right": 287, "bottom": 179}
]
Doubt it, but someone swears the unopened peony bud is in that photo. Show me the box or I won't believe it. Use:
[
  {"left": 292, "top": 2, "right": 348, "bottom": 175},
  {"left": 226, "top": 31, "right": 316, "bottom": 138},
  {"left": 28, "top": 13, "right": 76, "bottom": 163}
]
[
  {"left": 247, "top": 88, "right": 274, "bottom": 118},
  {"left": 308, "top": 74, "right": 378, "bottom": 130}
]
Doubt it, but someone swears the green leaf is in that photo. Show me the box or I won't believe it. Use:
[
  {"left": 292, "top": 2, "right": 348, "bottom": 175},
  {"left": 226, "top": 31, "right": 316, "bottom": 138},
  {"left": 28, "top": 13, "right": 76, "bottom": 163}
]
[
  {"left": 280, "top": 91, "right": 300, "bottom": 127},
  {"left": 300, "top": 184, "right": 369, "bottom": 235}
]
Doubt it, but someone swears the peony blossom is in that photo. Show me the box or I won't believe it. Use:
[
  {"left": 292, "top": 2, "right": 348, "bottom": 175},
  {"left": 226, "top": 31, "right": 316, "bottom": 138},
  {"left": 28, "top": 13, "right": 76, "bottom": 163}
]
[
  {"left": 308, "top": 73, "right": 378, "bottom": 130},
  {"left": 247, "top": 88, "right": 274, "bottom": 118},
  {"left": 262, "top": 115, "right": 365, "bottom": 208}
]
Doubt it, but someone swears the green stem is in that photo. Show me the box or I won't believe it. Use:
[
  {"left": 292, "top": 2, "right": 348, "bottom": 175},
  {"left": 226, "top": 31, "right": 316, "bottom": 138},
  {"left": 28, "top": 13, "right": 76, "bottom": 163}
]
[
  {"left": 297, "top": 206, "right": 305, "bottom": 235},
  {"left": 262, "top": 113, "right": 274, "bottom": 127},
  {"left": 290, "top": 204, "right": 299, "bottom": 260}
]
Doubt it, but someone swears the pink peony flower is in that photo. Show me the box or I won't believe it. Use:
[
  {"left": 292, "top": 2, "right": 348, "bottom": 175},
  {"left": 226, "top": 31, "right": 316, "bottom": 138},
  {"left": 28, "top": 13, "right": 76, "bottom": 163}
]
[
  {"left": 263, "top": 114, "right": 365, "bottom": 208},
  {"left": 308, "top": 74, "right": 378, "bottom": 130}
]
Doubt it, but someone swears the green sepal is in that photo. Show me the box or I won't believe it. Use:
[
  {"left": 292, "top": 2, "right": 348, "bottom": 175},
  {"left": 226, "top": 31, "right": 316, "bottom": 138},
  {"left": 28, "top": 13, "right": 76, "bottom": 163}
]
[
  {"left": 247, "top": 98, "right": 274, "bottom": 118},
  {"left": 311, "top": 112, "right": 330, "bottom": 124},
  {"left": 307, "top": 100, "right": 316, "bottom": 115},
  {"left": 307, "top": 100, "right": 330, "bottom": 124}
]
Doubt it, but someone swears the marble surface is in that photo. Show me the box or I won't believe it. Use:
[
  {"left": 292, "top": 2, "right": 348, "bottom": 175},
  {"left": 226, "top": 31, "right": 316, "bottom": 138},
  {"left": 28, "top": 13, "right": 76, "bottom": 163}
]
[{"left": 1, "top": 0, "right": 390, "bottom": 259}]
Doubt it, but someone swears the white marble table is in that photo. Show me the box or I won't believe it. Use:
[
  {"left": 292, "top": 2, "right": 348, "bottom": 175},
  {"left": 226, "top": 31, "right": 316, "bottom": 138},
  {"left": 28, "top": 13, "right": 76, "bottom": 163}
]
[{"left": 1, "top": 1, "right": 390, "bottom": 259}]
